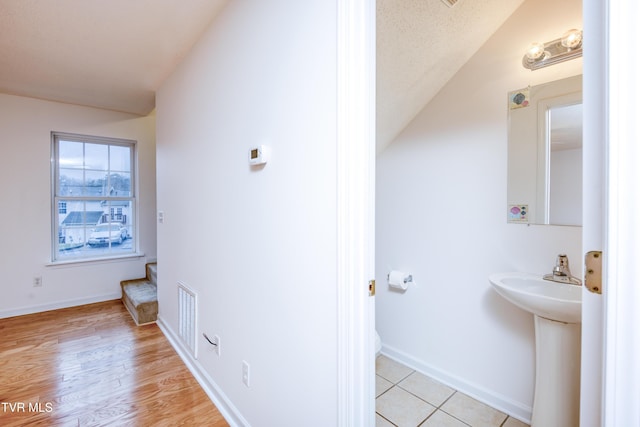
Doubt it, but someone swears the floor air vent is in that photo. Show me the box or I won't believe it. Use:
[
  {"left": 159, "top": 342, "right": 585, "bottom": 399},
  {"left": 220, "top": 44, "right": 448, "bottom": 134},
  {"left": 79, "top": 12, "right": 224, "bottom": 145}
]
[{"left": 177, "top": 282, "right": 197, "bottom": 358}]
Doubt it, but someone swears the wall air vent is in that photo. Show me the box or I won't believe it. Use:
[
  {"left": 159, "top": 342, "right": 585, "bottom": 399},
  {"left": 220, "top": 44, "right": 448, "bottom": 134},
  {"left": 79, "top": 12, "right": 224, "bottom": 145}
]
[
  {"left": 178, "top": 281, "right": 198, "bottom": 358},
  {"left": 441, "top": 0, "right": 459, "bottom": 7}
]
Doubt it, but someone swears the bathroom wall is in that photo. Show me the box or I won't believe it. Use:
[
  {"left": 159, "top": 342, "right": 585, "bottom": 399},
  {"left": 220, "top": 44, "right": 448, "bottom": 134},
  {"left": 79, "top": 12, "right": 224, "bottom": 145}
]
[
  {"left": 376, "top": 0, "right": 582, "bottom": 421},
  {"left": 0, "top": 94, "right": 156, "bottom": 318},
  {"left": 155, "top": 1, "right": 339, "bottom": 426}
]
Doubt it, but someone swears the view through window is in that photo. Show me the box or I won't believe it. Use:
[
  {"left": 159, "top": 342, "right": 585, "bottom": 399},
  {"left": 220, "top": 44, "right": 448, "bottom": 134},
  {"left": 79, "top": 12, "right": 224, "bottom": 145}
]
[{"left": 52, "top": 133, "right": 136, "bottom": 261}]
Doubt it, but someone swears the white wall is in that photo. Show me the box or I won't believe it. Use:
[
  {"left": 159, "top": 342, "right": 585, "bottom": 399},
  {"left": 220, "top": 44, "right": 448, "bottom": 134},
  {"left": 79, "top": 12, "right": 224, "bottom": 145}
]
[
  {"left": 376, "top": 0, "right": 582, "bottom": 422},
  {"left": 155, "top": 1, "right": 338, "bottom": 426},
  {"left": 0, "top": 94, "right": 156, "bottom": 318}
]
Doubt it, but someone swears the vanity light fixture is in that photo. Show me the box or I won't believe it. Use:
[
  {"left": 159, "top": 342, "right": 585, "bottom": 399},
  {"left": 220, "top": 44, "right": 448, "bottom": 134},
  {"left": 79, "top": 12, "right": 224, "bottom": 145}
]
[
  {"left": 440, "top": 0, "right": 459, "bottom": 7},
  {"left": 523, "top": 29, "right": 583, "bottom": 70}
]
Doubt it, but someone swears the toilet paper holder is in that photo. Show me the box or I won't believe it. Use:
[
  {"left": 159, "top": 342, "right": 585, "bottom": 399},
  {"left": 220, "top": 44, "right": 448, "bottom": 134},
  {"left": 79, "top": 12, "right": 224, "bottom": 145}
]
[
  {"left": 387, "top": 272, "right": 413, "bottom": 284},
  {"left": 387, "top": 270, "right": 413, "bottom": 291}
]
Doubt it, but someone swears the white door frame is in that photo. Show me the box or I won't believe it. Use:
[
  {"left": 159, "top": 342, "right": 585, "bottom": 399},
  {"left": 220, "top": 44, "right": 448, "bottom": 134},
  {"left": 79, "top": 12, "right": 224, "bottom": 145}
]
[
  {"left": 336, "top": 0, "right": 640, "bottom": 424},
  {"left": 602, "top": 0, "right": 640, "bottom": 425},
  {"left": 580, "top": 0, "right": 605, "bottom": 424},
  {"left": 583, "top": 0, "right": 640, "bottom": 425},
  {"left": 336, "top": 0, "right": 376, "bottom": 425}
]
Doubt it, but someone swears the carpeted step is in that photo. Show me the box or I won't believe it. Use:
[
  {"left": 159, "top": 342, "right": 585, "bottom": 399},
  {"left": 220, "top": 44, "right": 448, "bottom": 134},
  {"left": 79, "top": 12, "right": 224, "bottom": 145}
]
[
  {"left": 121, "top": 262, "right": 157, "bottom": 325},
  {"left": 146, "top": 263, "right": 157, "bottom": 285}
]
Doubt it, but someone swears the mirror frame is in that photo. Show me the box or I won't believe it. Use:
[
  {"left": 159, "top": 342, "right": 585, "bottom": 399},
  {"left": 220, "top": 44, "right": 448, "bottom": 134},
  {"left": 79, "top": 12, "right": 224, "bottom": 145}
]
[
  {"left": 507, "top": 74, "right": 582, "bottom": 225},
  {"left": 536, "top": 92, "right": 582, "bottom": 225}
]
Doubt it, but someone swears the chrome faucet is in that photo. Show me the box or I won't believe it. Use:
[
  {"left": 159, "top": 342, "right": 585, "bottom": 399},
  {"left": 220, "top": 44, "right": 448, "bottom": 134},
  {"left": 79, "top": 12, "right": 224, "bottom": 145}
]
[{"left": 543, "top": 254, "right": 582, "bottom": 285}]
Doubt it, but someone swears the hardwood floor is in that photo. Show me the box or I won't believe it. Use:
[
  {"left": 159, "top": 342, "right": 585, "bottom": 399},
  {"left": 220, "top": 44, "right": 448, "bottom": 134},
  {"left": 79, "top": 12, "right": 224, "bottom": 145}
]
[{"left": 0, "top": 300, "right": 229, "bottom": 427}]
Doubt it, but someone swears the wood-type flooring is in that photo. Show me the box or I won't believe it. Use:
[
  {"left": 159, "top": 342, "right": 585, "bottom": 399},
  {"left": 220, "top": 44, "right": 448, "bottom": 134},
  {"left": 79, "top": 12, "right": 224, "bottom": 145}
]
[{"left": 0, "top": 300, "right": 228, "bottom": 426}]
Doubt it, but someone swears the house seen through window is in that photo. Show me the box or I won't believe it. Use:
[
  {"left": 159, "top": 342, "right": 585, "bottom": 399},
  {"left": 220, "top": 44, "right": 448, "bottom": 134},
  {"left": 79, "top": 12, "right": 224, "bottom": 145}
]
[{"left": 52, "top": 132, "right": 136, "bottom": 261}]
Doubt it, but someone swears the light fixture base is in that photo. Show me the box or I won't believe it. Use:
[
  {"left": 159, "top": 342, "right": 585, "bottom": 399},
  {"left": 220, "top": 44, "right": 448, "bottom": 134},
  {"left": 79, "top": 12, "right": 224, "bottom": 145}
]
[{"left": 522, "top": 30, "right": 583, "bottom": 71}]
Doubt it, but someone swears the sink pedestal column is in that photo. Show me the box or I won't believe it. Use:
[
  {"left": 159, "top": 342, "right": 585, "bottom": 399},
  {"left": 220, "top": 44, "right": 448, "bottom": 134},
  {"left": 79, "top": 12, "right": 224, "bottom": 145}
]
[{"left": 531, "top": 316, "right": 581, "bottom": 427}]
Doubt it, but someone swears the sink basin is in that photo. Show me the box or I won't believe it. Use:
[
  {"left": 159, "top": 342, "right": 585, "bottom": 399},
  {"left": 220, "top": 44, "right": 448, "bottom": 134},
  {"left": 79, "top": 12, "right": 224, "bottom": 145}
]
[
  {"left": 489, "top": 272, "right": 582, "bottom": 323},
  {"left": 489, "top": 272, "right": 582, "bottom": 425}
]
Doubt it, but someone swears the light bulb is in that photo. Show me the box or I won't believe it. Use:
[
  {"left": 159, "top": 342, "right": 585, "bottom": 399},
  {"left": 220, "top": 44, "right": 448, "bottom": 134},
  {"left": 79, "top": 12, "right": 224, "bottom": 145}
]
[
  {"left": 525, "top": 42, "right": 546, "bottom": 61},
  {"left": 561, "top": 29, "right": 582, "bottom": 49}
]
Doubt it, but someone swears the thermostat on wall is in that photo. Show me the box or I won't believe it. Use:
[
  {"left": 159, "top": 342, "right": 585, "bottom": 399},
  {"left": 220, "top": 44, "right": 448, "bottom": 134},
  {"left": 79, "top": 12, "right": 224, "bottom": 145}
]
[{"left": 248, "top": 145, "right": 270, "bottom": 166}]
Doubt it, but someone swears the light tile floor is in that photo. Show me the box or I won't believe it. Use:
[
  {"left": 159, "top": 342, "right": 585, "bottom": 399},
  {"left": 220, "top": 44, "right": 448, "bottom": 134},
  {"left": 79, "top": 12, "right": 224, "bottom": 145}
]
[{"left": 376, "top": 355, "right": 530, "bottom": 427}]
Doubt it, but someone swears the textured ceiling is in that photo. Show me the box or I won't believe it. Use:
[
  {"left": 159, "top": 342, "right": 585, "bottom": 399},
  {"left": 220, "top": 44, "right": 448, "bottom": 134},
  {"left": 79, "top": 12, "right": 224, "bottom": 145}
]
[
  {"left": 377, "top": 0, "right": 525, "bottom": 152},
  {"left": 0, "top": 0, "right": 228, "bottom": 115},
  {"left": 2, "top": 0, "right": 524, "bottom": 147}
]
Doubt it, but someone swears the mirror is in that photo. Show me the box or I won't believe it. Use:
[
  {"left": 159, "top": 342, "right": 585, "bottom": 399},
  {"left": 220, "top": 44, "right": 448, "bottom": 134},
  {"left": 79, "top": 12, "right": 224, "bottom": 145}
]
[{"left": 507, "top": 75, "right": 582, "bottom": 226}]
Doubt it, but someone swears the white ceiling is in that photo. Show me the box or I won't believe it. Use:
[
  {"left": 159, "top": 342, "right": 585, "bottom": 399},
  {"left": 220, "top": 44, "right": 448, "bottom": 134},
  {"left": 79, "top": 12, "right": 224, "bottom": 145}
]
[
  {"left": 377, "top": 0, "right": 524, "bottom": 151},
  {"left": 1, "top": 0, "right": 523, "bottom": 152},
  {"left": 0, "top": 0, "right": 229, "bottom": 115}
]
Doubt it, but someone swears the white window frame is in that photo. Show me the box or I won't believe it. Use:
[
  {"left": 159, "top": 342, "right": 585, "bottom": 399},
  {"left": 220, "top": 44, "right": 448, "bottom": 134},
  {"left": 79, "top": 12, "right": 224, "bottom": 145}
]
[{"left": 51, "top": 132, "right": 137, "bottom": 263}]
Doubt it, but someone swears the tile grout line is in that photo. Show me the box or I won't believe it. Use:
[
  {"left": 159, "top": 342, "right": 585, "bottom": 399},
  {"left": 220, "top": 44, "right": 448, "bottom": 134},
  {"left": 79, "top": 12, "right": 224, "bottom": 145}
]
[
  {"left": 415, "top": 390, "right": 474, "bottom": 427},
  {"left": 376, "top": 411, "right": 399, "bottom": 427}
]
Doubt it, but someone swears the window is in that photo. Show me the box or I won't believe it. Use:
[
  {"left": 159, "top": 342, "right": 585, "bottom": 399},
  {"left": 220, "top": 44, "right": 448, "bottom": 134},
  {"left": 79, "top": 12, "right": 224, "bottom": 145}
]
[{"left": 52, "top": 132, "right": 136, "bottom": 261}]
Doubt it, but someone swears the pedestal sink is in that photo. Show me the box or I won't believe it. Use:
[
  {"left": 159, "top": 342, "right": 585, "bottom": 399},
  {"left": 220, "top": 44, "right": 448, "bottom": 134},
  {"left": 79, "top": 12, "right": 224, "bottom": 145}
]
[{"left": 489, "top": 272, "right": 582, "bottom": 427}]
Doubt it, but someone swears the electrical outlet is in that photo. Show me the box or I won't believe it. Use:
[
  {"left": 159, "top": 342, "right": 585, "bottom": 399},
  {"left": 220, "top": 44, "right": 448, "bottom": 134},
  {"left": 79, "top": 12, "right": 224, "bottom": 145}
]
[
  {"left": 33, "top": 277, "right": 42, "bottom": 287},
  {"left": 157, "top": 211, "right": 164, "bottom": 224},
  {"left": 242, "top": 361, "right": 250, "bottom": 387}
]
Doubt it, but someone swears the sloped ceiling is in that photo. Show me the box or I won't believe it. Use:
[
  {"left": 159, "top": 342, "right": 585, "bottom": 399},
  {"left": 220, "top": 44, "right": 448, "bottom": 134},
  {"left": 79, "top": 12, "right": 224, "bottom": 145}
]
[
  {"left": 377, "top": 0, "right": 525, "bottom": 152},
  {"left": 1, "top": 0, "right": 523, "bottom": 149},
  {"left": 0, "top": 0, "right": 229, "bottom": 115}
]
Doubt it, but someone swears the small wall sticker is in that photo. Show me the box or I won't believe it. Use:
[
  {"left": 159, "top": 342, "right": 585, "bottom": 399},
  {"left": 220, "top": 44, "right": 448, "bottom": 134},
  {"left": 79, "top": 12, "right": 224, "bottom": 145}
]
[
  {"left": 508, "top": 204, "right": 529, "bottom": 223},
  {"left": 509, "top": 87, "right": 530, "bottom": 110}
]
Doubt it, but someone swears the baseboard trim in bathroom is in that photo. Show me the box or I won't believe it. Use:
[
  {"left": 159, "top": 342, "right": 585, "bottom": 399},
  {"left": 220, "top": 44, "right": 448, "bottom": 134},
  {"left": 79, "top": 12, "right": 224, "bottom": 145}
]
[{"left": 380, "top": 345, "right": 532, "bottom": 425}]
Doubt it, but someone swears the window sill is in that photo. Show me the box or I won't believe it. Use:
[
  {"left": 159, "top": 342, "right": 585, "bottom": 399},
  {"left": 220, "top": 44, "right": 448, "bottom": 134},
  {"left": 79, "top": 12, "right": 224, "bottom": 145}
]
[{"left": 46, "top": 252, "right": 146, "bottom": 268}]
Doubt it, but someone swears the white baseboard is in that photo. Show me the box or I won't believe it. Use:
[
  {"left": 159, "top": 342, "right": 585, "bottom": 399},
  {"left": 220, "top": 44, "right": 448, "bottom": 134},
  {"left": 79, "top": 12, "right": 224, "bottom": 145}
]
[
  {"left": 156, "top": 315, "right": 249, "bottom": 427},
  {"left": 0, "top": 292, "right": 122, "bottom": 319},
  {"left": 381, "top": 344, "right": 532, "bottom": 425}
]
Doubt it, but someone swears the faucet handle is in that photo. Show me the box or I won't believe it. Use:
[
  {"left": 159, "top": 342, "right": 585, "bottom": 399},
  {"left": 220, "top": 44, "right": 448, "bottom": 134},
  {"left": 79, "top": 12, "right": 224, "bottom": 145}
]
[
  {"left": 554, "top": 254, "right": 571, "bottom": 276},
  {"left": 553, "top": 266, "right": 566, "bottom": 276},
  {"left": 544, "top": 254, "right": 582, "bottom": 285}
]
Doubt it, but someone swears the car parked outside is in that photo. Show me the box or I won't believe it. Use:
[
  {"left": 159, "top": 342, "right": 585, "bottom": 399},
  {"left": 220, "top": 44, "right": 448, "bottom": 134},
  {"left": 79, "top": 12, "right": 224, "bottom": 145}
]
[{"left": 87, "top": 223, "right": 128, "bottom": 246}]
